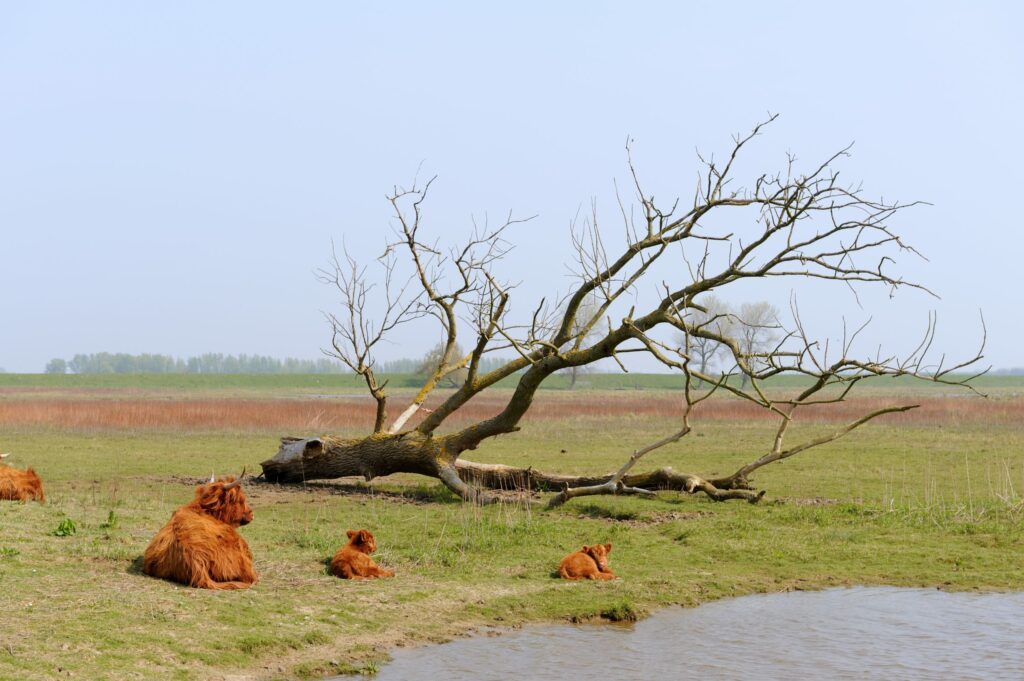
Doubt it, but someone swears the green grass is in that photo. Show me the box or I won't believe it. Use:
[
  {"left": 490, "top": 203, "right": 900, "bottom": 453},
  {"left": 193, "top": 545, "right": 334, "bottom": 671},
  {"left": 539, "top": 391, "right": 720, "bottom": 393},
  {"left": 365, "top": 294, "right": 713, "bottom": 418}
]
[
  {"left": 0, "top": 389, "right": 1022, "bottom": 679},
  {"left": 50, "top": 516, "right": 77, "bottom": 536}
]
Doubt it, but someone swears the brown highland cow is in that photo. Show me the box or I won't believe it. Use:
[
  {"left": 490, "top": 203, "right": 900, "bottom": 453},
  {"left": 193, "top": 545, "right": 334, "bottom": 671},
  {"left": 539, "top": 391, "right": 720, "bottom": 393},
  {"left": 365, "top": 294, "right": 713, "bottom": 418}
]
[
  {"left": 142, "top": 472, "right": 257, "bottom": 590},
  {"left": 0, "top": 453, "right": 45, "bottom": 502},
  {"left": 330, "top": 529, "right": 395, "bottom": 580},
  {"left": 558, "top": 543, "right": 616, "bottom": 580}
]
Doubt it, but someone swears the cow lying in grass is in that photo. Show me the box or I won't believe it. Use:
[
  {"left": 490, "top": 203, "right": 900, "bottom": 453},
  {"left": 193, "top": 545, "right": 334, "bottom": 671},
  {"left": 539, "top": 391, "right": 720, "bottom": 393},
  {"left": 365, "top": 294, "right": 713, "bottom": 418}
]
[
  {"left": 558, "top": 543, "right": 616, "bottom": 580},
  {"left": 142, "top": 471, "right": 257, "bottom": 590},
  {"left": 330, "top": 529, "right": 395, "bottom": 580},
  {"left": 0, "top": 453, "right": 45, "bottom": 503}
]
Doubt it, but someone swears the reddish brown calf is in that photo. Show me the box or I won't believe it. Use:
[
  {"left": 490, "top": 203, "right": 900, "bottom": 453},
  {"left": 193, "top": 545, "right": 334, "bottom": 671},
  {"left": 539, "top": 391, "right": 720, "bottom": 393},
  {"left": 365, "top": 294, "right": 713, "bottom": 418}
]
[
  {"left": 330, "top": 529, "right": 395, "bottom": 580},
  {"left": 558, "top": 543, "right": 616, "bottom": 580}
]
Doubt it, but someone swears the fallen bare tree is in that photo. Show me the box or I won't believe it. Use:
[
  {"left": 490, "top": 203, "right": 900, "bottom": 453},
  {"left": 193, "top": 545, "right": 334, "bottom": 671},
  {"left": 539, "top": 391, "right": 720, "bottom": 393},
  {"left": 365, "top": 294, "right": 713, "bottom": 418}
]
[{"left": 260, "top": 116, "right": 984, "bottom": 505}]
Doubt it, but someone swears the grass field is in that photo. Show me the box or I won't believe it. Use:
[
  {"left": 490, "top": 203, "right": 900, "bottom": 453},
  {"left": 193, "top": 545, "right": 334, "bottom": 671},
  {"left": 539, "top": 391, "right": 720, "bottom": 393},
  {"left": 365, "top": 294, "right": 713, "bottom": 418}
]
[{"left": 1, "top": 375, "right": 1022, "bottom": 680}]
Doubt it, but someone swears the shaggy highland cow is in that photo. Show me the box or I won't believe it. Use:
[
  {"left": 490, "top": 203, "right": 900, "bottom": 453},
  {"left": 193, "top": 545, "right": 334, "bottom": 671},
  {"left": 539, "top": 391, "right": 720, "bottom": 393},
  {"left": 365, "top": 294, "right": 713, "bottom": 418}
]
[
  {"left": 142, "top": 472, "right": 257, "bottom": 590},
  {"left": 0, "top": 453, "right": 45, "bottom": 503},
  {"left": 330, "top": 529, "right": 395, "bottom": 580},
  {"left": 558, "top": 543, "right": 616, "bottom": 580}
]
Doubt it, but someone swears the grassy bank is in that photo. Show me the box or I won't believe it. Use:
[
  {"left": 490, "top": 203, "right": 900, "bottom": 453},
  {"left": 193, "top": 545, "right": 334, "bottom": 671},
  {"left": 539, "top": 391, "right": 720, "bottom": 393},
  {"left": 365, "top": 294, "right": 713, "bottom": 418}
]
[{"left": 1, "top": 389, "right": 1022, "bottom": 680}]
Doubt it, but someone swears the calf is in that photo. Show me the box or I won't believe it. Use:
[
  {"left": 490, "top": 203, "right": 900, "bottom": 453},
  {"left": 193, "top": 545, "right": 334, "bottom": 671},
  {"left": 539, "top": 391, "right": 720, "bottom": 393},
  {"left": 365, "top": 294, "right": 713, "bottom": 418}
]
[
  {"left": 558, "top": 543, "right": 616, "bottom": 580},
  {"left": 330, "top": 529, "right": 395, "bottom": 580},
  {"left": 142, "top": 471, "right": 257, "bottom": 590}
]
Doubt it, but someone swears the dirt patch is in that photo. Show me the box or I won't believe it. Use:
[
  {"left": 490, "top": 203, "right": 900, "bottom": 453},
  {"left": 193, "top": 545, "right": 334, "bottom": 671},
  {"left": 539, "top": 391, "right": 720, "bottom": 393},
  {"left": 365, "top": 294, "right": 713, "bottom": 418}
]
[
  {"left": 576, "top": 509, "right": 713, "bottom": 527},
  {"left": 646, "top": 510, "right": 715, "bottom": 522},
  {"left": 774, "top": 496, "right": 842, "bottom": 506}
]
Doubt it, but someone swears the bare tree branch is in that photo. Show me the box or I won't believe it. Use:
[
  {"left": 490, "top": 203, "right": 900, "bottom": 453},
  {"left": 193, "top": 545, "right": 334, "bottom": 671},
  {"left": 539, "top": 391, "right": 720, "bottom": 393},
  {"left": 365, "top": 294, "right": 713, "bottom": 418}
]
[{"left": 265, "top": 117, "right": 986, "bottom": 506}]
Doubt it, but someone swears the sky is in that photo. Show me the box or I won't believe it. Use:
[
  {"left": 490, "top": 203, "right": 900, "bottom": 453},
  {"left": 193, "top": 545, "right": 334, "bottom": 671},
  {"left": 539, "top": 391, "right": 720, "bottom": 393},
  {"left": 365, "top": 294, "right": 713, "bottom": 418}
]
[{"left": 1, "top": 1, "right": 1021, "bottom": 373}]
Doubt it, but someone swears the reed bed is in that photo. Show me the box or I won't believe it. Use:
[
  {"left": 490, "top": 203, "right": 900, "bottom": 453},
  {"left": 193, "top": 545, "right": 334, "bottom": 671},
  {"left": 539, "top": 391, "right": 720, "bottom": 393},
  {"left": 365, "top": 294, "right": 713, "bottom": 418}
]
[{"left": 0, "top": 392, "right": 1017, "bottom": 431}]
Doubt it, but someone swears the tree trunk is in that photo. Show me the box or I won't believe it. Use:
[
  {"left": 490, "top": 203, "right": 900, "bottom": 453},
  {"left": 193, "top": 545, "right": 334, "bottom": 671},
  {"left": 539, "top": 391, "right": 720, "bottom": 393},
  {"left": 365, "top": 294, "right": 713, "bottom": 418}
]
[
  {"left": 260, "top": 433, "right": 447, "bottom": 483},
  {"left": 259, "top": 436, "right": 764, "bottom": 503}
]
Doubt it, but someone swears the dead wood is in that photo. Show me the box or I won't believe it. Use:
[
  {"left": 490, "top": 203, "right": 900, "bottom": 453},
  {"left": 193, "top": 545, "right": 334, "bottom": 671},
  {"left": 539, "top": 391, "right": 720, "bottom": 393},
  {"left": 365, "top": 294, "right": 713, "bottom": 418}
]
[{"left": 263, "top": 117, "right": 985, "bottom": 506}]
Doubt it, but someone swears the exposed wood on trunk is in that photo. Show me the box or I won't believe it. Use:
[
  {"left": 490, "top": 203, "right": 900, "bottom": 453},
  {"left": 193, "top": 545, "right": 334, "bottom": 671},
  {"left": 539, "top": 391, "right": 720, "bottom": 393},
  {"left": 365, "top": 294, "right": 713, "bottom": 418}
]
[{"left": 387, "top": 403, "right": 422, "bottom": 434}]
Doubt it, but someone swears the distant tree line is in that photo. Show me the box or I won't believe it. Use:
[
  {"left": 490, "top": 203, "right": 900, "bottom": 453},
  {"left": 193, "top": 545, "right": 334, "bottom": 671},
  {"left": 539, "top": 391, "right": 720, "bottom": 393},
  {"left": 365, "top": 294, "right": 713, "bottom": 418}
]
[
  {"left": 375, "top": 357, "right": 421, "bottom": 374},
  {"left": 378, "top": 348, "right": 512, "bottom": 379},
  {"left": 44, "top": 353, "right": 348, "bottom": 375},
  {"left": 42, "top": 350, "right": 516, "bottom": 376}
]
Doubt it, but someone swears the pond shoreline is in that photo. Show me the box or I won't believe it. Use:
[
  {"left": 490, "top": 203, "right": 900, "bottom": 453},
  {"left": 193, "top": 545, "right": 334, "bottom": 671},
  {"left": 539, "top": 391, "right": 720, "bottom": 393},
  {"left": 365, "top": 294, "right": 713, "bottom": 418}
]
[
  {"left": 305, "top": 578, "right": 1022, "bottom": 679},
  {"left": 340, "top": 585, "right": 1024, "bottom": 680}
]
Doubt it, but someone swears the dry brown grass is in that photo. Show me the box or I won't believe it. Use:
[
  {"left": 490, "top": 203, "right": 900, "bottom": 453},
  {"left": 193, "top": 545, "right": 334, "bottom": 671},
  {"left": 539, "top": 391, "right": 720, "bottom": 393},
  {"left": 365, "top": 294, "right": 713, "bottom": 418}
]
[{"left": 0, "top": 391, "right": 1017, "bottom": 431}]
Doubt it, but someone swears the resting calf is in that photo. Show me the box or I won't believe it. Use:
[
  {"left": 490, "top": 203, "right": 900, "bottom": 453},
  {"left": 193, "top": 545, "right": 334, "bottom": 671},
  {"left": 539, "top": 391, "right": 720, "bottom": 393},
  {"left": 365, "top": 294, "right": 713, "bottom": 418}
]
[
  {"left": 558, "top": 543, "right": 616, "bottom": 580},
  {"left": 330, "top": 529, "right": 395, "bottom": 580}
]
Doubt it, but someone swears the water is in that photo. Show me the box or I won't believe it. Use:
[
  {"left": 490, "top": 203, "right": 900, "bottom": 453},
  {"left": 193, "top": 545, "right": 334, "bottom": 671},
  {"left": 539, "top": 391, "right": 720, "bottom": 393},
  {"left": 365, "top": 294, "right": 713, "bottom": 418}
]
[{"left": 360, "top": 587, "right": 1024, "bottom": 680}]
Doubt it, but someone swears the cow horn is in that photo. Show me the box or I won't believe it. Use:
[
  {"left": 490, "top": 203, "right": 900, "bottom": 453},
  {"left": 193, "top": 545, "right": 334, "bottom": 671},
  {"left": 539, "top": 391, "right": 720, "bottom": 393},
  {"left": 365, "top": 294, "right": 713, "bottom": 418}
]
[
  {"left": 0, "top": 453, "right": 9, "bottom": 459},
  {"left": 209, "top": 471, "right": 216, "bottom": 484},
  {"left": 222, "top": 467, "right": 246, "bottom": 491}
]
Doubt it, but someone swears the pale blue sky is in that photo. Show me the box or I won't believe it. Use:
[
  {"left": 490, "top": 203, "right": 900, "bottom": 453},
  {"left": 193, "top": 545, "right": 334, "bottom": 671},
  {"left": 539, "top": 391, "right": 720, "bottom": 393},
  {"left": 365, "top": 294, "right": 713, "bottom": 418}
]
[{"left": 1, "top": 1, "right": 1021, "bottom": 372}]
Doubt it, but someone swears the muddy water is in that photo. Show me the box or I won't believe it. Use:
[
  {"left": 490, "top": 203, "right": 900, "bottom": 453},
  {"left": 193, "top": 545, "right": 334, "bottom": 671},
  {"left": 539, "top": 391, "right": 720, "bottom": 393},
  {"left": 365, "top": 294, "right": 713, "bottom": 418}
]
[{"left": 360, "top": 587, "right": 1024, "bottom": 680}]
